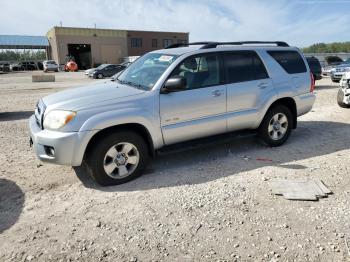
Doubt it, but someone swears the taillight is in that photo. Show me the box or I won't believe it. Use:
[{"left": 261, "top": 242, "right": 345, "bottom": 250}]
[{"left": 310, "top": 73, "right": 315, "bottom": 92}]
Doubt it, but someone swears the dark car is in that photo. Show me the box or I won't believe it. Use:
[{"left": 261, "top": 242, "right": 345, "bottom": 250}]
[
  {"left": 10, "top": 61, "right": 37, "bottom": 71},
  {"left": 0, "top": 63, "right": 10, "bottom": 72},
  {"left": 91, "top": 64, "right": 126, "bottom": 79},
  {"left": 306, "top": 56, "right": 322, "bottom": 81}
]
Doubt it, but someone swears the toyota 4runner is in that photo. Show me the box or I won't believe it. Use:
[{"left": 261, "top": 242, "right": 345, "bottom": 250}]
[{"left": 29, "top": 41, "right": 316, "bottom": 186}]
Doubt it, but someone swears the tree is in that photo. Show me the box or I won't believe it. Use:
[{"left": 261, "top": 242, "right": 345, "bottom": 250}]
[
  {"left": 0, "top": 50, "right": 46, "bottom": 61},
  {"left": 303, "top": 42, "right": 350, "bottom": 53}
]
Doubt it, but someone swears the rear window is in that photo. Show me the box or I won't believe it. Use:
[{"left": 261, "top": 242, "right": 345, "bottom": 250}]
[{"left": 268, "top": 51, "right": 307, "bottom": 74}]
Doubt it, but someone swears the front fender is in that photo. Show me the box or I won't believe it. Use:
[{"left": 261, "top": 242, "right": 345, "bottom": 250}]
[{"left": 79, "top": 108, "right": 164, "bottom": 150}]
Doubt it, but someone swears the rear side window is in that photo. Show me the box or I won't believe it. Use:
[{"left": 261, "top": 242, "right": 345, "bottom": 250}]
[
  {"left": 268, "top": 51, "right": 306, "bottom": 74},
  {"left": 224, "top": 51, "right": 269, "bottom": 84}
]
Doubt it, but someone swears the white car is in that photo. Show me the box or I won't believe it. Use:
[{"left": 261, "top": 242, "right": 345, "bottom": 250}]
[
  {"left": 43, "top": 60, "right": 59, "bottom": 72},
  {"left": 338, "top": 72, "right": 350, "bottom": 108},
  {"left": 84, "top": 68, "right": 95, "bottom": 75},
  {"left": 331, "top": 63, "right": 350, "bottom": 82}
]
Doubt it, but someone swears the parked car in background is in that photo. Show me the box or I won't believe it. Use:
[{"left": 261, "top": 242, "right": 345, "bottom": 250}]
[
  {"left": 85, "top": 67, "right": 96, "bottom": 75},
  {"left": 0, "top": 63, "right": 10, "bottom": 72},
  {"left": 322, "top": 56, "right": 343, "bottom": 76},
  {"left": 331, "top": 63, "right": 350, "bottom": 82},
  {"left": 306, "top": 56, "right": 322, "bottom": 81},
  {"left": 337, "top": 72, "right": 350, "bottom": 108},
  {"left": 90, "top": 64, "right": 126, "bottom": 79},
  {"left": 322, "top": 65, "right": 335, "bottom": 76},
  {"left": 43, "top": 60, "right": 59, "bottom": 72},
  {"left": 37, "top": 61, "right": 43, "bottom": 70},
  {"left": 21, "top": 61, "right": 37, "bottom": 70},
  {"left": 86, "top": 64, "right": 107, "bottom": 76},
  {"left": 10, "top": 63, "right": 21, "bottom": 71},
  {"left": 29, "top": 41, "right": 315, "bottom": 186},
  {"left": 10, "top": 61, "right": 37, "bottom": 71}
]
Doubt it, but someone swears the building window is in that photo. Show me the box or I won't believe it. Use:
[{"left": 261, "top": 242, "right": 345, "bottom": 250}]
[
  {"left": 152, "top": 39, "right": 158, "bottom": 48},
  {"left": 177, "top": 40, "right": 187, "bottom": 44},
  {"left": 131, "top": 38, "right": 142, "bottom": 48},
  {"left": 163, "top": 39, "right": 173, "bottom": 48}
]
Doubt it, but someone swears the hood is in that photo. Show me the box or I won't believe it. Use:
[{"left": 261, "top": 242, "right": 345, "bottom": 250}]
[{"left": 43, "top": 81, "right": 145, "bottom": 111}]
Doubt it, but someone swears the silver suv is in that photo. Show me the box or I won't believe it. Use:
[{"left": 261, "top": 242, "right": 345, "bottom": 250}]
[{"left": 29, "top": 41, "right": 316, "bottom": 186}]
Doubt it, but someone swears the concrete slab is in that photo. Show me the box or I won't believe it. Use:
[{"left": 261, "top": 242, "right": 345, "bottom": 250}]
[{"left": 270, "top": 179, "right": 332, "bottom": 201}]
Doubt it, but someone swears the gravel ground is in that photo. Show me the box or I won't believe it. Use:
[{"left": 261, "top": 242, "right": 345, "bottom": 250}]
[{"left": 0, "top": 71, "right": 349, "bottom": 262}]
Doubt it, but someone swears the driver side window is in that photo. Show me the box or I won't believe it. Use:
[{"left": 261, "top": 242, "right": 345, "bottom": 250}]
[{"left": 170, "top": 53, "right": 220, "bottom": 90}]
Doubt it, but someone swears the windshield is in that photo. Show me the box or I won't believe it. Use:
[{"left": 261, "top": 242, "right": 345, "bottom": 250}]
[
  {"left": 96, "top": 64, "right": 109, "bottom": 70},
  {"left": 114, "top": 53, "right": 178, "bottom": 90}
]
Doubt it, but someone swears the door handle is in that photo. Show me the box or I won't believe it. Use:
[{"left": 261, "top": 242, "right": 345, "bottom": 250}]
[
  {"left": 211, "top": 90, "right": 222, "bottom": 97},
  {"left": 258, "top": 83, "right": 268, "bottom": 89}
]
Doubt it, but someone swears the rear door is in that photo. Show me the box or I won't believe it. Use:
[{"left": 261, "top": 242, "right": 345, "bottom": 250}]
[
  {"left": 223, "top": 51, "right": 275, "bottom": 131},
  {"left": 160, "top": 52, "right": 227, "bottom": 145}
]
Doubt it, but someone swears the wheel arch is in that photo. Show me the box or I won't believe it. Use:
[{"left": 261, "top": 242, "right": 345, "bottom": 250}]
[
  {"left": 265, "top": 97, "right": 297, "bottom": 129},
  {"left": 84, "top": 123, "right": 155, "bottom": 161}
]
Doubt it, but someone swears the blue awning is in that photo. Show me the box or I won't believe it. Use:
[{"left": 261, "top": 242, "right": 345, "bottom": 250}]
[{"left": 0, "top": 35, "right": 49, "bottom": 49}]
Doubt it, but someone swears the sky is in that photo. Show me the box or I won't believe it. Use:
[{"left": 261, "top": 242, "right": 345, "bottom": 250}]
[{"left": 0, "top": 0, "right": 350, "bottom": 47}]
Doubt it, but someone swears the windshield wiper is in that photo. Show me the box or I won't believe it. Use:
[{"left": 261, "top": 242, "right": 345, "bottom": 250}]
[{"left": 116, "top": 79, "right": 146, "bottom": 90}]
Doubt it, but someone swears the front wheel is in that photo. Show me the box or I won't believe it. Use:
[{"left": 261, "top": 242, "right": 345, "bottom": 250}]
[
  {"left": 258, "top": 105, "right": 293, "bottom": 147},
  {"left": 97, "top": 73, "right": 103, "bottom": 79},
  {"left": 86, "top": 131, "right": 149, "bottom": 186}
]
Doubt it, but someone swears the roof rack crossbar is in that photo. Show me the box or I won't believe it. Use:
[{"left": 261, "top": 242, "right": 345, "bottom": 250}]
[{"left": 165, "top": 41, "right": 289, "bottom": 49}]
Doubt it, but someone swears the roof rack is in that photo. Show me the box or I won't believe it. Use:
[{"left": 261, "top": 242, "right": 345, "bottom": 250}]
[
  {"left": 165, "top": 41, "right": 289, "bottom": 49},
  {"left": 165, "top": 42, "right": 216, "bottom": 49}
]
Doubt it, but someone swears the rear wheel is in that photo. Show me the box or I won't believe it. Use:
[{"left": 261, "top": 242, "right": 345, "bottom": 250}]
[
  {"left": 86, "top": 131, "right": 149, "bottom": 186},
  {"left": 258, "top": 105, "right": 293, "bottom": 147}
]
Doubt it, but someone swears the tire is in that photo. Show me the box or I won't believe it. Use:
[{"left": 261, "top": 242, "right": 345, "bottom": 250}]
[
  {"left": 337, "top": 89, "right": 350, "bottom": 108},
  {"left": 97, "top": 73, "right": 103, "bottom": 79},
  {"left": 258, "top": 105, "right": 293, "bottom": 147},
  {"left": 86, "top": 131, "right": 149, "bottom": 186},
  {"left": 332, "top": 78, "right": 340, "bottom": 83}
]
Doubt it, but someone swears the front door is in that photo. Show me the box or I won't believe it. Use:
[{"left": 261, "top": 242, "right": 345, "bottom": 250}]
[{"left": 160, "top": 53, "right": 227, "bottom": 145}]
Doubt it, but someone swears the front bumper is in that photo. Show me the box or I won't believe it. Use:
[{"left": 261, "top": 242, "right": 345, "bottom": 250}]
[
  {"left": 28, "top": 115, "right": 96, "bottom": 166},
  {"left": 331, "top": 73, "right": 345, "bottom": 80}
]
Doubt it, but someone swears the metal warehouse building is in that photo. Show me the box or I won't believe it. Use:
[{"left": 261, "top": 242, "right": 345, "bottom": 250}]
[{"left": 47, "top": 27, "right": 189, "bottom": 69}]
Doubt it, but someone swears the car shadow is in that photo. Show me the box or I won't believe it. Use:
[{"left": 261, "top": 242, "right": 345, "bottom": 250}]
[
  {"left": 0, "top": 179, "right": 25, "bottom": 233},
  {"left": 0, "top": 111, "right": 33, "bottom": 122},
  {"left": 74, "top": 121, "right": 350, "bottom": 192}
]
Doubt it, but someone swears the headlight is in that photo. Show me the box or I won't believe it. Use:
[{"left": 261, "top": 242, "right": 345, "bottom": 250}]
[{"left": 43, "top": 110, "right": 76, "bottom": 130}]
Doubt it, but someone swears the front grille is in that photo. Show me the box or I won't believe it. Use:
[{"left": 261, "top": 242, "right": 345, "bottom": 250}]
[{"left": 34, "top": 100, "right": 46, "bottom": 129}]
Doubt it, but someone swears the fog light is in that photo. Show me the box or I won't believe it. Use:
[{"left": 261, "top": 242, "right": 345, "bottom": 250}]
[{"left": 44, "top": 146, "right": 55, "bottom": 156}]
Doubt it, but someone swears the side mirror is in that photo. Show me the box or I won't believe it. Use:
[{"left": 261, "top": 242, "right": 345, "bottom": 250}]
[{"left": 161, "top": 76, "right": 187, "bottom": 93}]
